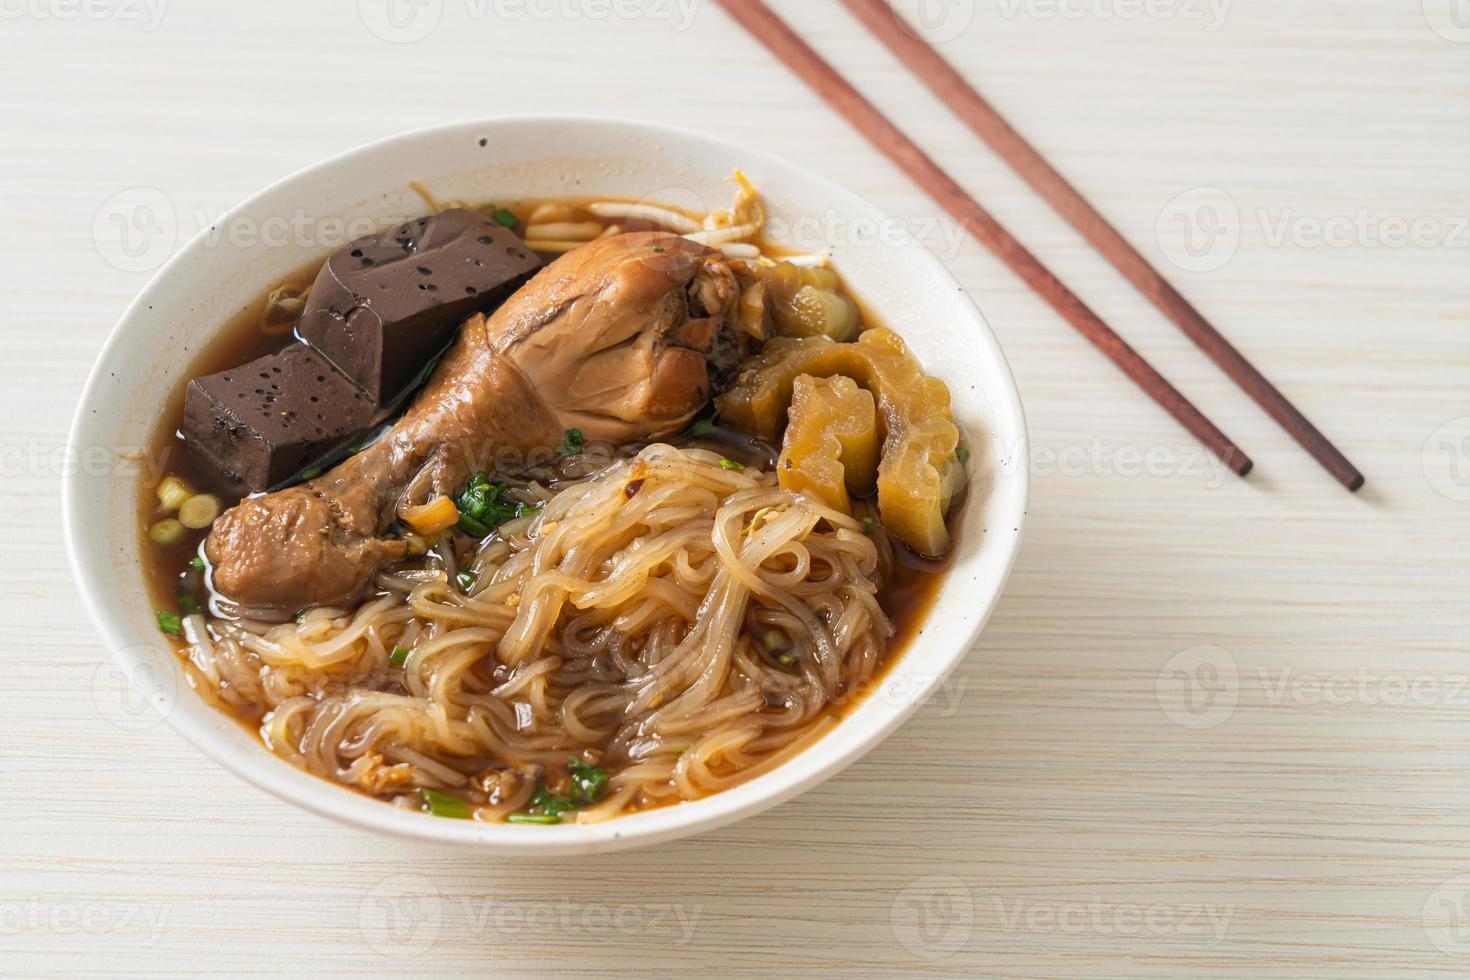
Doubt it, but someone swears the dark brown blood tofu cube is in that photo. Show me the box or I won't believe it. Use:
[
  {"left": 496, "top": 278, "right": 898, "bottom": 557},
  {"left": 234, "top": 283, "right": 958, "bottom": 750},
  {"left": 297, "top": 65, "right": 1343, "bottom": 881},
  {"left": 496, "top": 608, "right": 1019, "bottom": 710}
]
[
  {"left": 182, "top": 344, "right": 378, "bottom": 494},
  {"left": 298, "top": 208, "right": 541, "bottom": 403}
]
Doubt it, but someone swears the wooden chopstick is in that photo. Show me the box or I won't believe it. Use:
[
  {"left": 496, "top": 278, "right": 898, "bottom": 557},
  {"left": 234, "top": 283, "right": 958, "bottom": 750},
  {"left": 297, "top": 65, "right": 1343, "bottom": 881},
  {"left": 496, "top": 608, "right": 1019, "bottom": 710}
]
[
  {"left": 713, "top": 0, "right": 1253, "bottom": 478},
  {"left": 838, "top": 0, "right": 1363, "bottom": 492}
]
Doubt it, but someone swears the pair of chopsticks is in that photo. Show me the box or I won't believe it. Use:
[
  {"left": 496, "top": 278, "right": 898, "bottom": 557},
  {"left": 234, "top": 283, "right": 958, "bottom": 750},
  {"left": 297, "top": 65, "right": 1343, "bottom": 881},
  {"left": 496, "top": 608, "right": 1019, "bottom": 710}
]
[{"left": 713, "top": 0, "right": 1363, "bottom": 491}]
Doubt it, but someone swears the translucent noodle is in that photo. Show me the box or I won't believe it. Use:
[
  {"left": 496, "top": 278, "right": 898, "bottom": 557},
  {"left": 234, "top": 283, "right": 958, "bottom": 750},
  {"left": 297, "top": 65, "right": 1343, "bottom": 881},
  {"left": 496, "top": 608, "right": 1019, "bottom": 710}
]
[{"left": 188, "top": 445, "right": 893, "bottom": 822}]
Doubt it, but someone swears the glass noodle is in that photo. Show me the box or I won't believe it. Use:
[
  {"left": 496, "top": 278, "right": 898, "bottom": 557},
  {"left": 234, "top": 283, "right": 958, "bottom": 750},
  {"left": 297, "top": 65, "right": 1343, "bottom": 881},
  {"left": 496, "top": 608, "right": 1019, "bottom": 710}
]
[{"left": 186, "top": 446, "right": 893, "bottom": 821}]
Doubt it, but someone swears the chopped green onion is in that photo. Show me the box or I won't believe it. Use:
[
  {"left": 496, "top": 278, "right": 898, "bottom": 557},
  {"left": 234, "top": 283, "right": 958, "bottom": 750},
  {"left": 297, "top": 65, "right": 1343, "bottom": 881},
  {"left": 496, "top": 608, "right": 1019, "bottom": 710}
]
[
  {"left": 418, "top": 788, "right": 472, "bottom": 819},
  {"left": 719, "top": 458, "right": 746, "bottom": 472},
  {"left": 507, "top": 813, "right": 562, "bottom": 825},
  {"left": 955, "top": 447, "right": 971, "bottom": 466},
  {"left": 527, "top": 787, "right": 576, "bottom": 817},
  {"left": 156, "top": 476, "right": 193, "bottom": 513},
  {"left": 389, "top": 645, "right": 411, "bottom": 667},
  {"left": 568, "top": 758, "right": 609, "bottom": 806},
  {"left": 455, "top": 570, "right": 478, "bottom": 593},
  {"left": 455, "top": 471, "right": 523, "bottom": 538},
  {"left": 511, "top": 760, "right": 610, "bottom": 824},
  {"left": 189, "top": 556, "right": 206, "bottom": 572},
  {"left": 778, "top": 653, "right": 796, "bottom": 666},
  {"left": 686, "top": 418, "right": 718, "bottom": 437},
  {"left": 177, "top": 594, "right": 202, "bottom": 616},
  {"left": 156, "top": 611, "right": 183, "bottom": 636},
  {"left": 484, "top": 207, "right": 518, "bottom": 229},
  {"left": 558, "top": 428, "right": 585, "bottom": 456},
  {"left": 652, "top": 246, "right": 666, "bottom": 254},
  {"left": 177, "top": 493, "right": 221, "bottom": 530},
  {"left": 148, "top": 518, "right": 185, "bottom": 546},
  {"left": 457, "top": 514, "right": 491, "bottom": 539},
  {"left": 861, "top": 517, "right": 878, "bottom": 536}
]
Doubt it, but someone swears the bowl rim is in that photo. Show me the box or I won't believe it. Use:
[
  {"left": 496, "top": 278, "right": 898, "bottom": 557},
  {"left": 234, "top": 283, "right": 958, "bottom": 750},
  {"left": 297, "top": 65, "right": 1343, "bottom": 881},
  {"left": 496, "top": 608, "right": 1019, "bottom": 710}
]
[{"left": 63, "top": 114, "right": 1030, "bottom": 854}]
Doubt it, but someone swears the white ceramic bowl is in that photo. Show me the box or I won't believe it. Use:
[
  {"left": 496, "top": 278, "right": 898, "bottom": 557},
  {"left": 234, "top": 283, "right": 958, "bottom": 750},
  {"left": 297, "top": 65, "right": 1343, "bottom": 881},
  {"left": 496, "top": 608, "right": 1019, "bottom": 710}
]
[{"left": 64, "top": 117, "right": 1028, "bottom": 855}]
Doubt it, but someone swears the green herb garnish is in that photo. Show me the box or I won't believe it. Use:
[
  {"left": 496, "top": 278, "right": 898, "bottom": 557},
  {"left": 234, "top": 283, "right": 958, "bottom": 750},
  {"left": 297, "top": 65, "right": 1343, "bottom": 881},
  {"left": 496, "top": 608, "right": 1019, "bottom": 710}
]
[
  {"left": 955, "top": 447, "right": 971, "bottom": 467},
  {"left": 189, "top": 556, "right": 206, "bottom": 572},
  {"left": 455, "top": 471, "right": 524, "bottom": 538},
  {"left": 652, "top": 246, "right": 665, "bottom": 254},
  {"left": 455, "top": 569, "right": 479, "bottom": 593},
  {"left": 507, "top": 812, "right": 562, "bottom": 825},
  {"left": 861, "top": 517, "right": 878, "bottom": 536},
  {"left": 177, "top": 594, "right": 202, "bottom": 616},
  {"left": 389, "top": 645, "right": 411, "bottom": 667},
  {"left": 479, "top": 204, "right": 519, "bottom": 229},
  {"left": 558, "top": 428, "right": 585, "bottom": 456},
  {"left": 419, "top": 788, "right": 472, "bottom": 819},
  {"left": 718, "top": 458, "right": 746, "bottom": 472},
  {"left": 509, "top": 759, "right": 610, "bottom": 825},
  {"left": 156, "top": 610, "right": 182, "bottom": 636},
  {"left": 568, "top": 758, "right": 609, "bottom": 806}
]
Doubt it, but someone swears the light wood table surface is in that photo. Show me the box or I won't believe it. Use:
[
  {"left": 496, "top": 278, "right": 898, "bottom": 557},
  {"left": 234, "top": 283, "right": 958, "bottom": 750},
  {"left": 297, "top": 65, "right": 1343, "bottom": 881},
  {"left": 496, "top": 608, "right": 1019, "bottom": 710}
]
[{"left": 2, "top": 0, "right": 1467, "bottom": 975}]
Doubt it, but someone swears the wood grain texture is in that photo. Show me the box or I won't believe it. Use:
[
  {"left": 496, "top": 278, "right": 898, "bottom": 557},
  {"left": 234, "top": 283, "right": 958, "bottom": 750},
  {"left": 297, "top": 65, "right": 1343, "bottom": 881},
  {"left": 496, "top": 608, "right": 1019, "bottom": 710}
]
[
  {"left": 1, "top": 0, "right": 1467, "bottom": 975},
  {"left": 717, "top": 0, "right": 1255, "bottom": 479},
  {"left": 838, "top": 0, "right": 1362, "bottom": 491}
]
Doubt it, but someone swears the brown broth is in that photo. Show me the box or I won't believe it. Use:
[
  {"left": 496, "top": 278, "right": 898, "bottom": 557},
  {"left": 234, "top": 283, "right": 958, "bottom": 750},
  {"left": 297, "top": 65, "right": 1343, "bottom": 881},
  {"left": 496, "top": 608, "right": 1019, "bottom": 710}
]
[{"left": 137, "top": 200, "right": 952, "bottom": 804}]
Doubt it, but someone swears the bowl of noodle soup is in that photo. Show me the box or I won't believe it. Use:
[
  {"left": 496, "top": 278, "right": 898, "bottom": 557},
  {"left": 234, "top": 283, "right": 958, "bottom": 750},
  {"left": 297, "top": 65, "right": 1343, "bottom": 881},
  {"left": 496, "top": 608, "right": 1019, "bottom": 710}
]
[{"left": 65, "top": 117, "right": 1028, "bottom": 853}]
